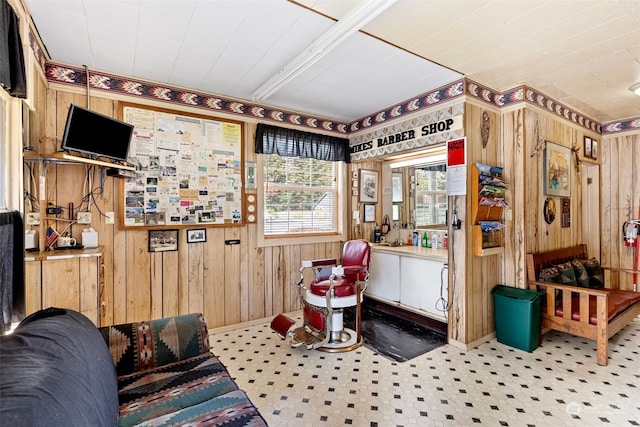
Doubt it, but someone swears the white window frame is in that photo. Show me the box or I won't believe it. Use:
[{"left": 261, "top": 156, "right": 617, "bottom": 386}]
[
  {"left": 256, "top": 154, "right": 348, "bottom": 247},
  {"left": 0, "top": 92, "right": 23, "bottom": 213}
]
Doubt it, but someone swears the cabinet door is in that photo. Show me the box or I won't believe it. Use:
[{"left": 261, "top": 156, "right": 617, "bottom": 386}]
[
  {"left": 400, "top": 257, "right": 424, "bottom": 307},
  {"left": 367, "top": 252, "right": 400, "bottom": 301},
  {"left": 43, "top": 258, "right": 80, "bottom": 312},
  {"left": 24, "top": 260, "right": 42, "bottom": 316},
  {"left": 419, "top": 261, "right": 447, "bottom": 319},
  {"left": 42, "top": 257, "right": 100, "bottom": 325},
  {"left": 400, "top": 257, "right": 446, "bottom": 320}
]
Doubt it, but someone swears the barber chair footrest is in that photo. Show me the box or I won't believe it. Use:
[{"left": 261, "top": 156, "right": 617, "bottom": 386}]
[
  {"left": 270, "top": 314, "right": 297, "bottom": 339},
  {"left": 291, "top": 326, "right": 328, "bottom": 349}
]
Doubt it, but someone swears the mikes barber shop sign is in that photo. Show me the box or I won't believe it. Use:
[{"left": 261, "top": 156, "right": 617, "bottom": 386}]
[{"left": 350, "top": 115, "right": 463, "bottom": 159}]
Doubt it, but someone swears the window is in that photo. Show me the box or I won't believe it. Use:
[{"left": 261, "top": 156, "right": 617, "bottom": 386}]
[
  {"left": 263, "top": 155, "right": 338, "bottom": 236},
  {"left": 415, "top": 164, "right": 447, "bottom": 226},
  {"left": 255, "top": 123, "right": 350, "bottom": 240}
]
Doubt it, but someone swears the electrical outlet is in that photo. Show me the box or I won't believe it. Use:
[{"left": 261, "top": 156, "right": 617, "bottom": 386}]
[
  {"left": 77, "top": 212, "right": 92, "bottom": 224},
  {"left": 26, "top": 212, "right": 40, "bottom": 225},
  {"left": 105, "top": 212, "right": 115, "bottom": 224}
]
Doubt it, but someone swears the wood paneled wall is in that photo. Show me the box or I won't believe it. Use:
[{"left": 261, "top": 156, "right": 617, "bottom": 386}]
[
  {"left": 23, "top": 71, "right": 638, "bottom": 345},
  {"left": 601, "top": 132, "right": 640, "bottom": 291},
  {"left": 25, "top": 87, "right": 343, "bottom": 326}
]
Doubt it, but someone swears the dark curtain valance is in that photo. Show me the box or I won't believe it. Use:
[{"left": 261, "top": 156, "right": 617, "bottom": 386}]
[
  {"left": 0, "top": 0, "right": 27, "bottom": 98},
  {"left": 255, "top": 123, "right": 350, "bottom": 163}
]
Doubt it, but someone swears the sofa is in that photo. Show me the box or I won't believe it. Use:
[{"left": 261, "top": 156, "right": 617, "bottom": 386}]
[{"left": 0, "top": 308, "right": 267, "bottom": 426}]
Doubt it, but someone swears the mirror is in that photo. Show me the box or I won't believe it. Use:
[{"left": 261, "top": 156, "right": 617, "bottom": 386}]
[{"left": 386, "top": 149, "right": 448, "bottom": 231}]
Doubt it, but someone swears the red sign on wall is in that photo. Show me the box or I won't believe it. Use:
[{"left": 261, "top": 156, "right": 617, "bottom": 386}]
[{"left": 447, "top": 137, "right": 466, "bottom": 167}]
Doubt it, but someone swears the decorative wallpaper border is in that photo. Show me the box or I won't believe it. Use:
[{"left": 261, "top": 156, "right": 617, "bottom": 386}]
[
  {"left": 44, "top": 61, "right": 634, "bottom": 137},
  {"left": 45, "top": 62, "right": 351, "bottom": 134},
  {"left": 346, "top": 80, "right": 465, "bottom": 133},
  {"left": 602, "top": 117, "right": 640, "bottom": 135},
  {"left": 465, "top": 80, "right": 602, "bottom": 134}
]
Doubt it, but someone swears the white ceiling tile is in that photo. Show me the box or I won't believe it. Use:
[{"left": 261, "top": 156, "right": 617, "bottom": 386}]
[{"left": 24, "top": 0, "right": 640, "bottom": 123}]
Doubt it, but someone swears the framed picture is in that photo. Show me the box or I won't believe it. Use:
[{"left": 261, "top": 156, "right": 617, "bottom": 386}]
[
  {"left": 392, "top": 203, "right": 400, "bottom": 221},
  {"left": 583, "top": 136, "right": 592, "bottom": 159},
  {"left": 543, "top": 141, "right": 571, "bottom": 198},
  {"left": 561, "top": 198, "right": 571, "bottom": 227},
  {"left": 187, "top": 228, "right": 207, "bottom": 243},
  {"left": 392, "top": 172, "right": 403, "bottom": 202},
  {"left": 148, "top": 229, "right": 178, "bottom": 252},
  {"left": 591, "top": 139, "right": 598, "bottom": 160},
  {"left": 363, "top": 203, "right": 376, "bottom": 223},
  {"left": 359, "top": 169, "right": 379, "bottom": 203}
]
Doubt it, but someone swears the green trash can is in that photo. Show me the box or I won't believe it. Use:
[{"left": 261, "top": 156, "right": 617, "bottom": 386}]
[{"left": 492, "top": 285, "right": 542, "bottom": 352}]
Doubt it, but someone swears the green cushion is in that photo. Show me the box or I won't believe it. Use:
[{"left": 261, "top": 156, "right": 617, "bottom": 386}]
[
  {"left": 555, "top": 262, "right": 577, "bottom": 287},
  {"left": 571, "top": 259, "right": 590, "bottom": 288},
  {"left": 582, "top": 257, "right": 604, "bottom": 288}
]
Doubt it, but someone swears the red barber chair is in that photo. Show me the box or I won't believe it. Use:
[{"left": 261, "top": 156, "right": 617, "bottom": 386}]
[{"left": 270, "top": 239, "right": 371, "bottom": 352}]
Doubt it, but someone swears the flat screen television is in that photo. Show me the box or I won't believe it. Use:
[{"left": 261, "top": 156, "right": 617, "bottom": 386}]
[{"left": 61, "top": 104, "right": 134, "bottom": 162}]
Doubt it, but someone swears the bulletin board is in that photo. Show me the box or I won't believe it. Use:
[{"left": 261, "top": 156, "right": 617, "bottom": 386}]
[{"left": 119, "top": 102, "right": 244, "bottom": 228}]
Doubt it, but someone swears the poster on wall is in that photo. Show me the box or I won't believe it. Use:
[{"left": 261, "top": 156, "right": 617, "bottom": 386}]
[
  {"left": 121, "top": 103, "right": 244, "bottom": 228},
  {"left": 446, "top": 137, "right": 467, "bottom": 195}
]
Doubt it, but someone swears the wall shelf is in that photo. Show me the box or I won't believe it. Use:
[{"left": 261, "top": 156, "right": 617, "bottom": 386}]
[
  {"left": 23, "top": 151, "right": 135, "bottom": 170},
  {"left": 471, "top": 163, "right": 507, "bottom": 257}
]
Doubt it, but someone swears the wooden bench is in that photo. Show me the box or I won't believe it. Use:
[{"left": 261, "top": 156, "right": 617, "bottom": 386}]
[{"left": 526, "top": 244, "right": 640, "bottom": 366}]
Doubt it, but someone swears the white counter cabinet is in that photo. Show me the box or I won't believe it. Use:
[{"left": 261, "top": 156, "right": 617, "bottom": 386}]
[
  {"left": 367, "top": 246, "right": 448, "bottom": 323},
  {"left": 368, "top": 251, "right": 400, "bottom": 301}
]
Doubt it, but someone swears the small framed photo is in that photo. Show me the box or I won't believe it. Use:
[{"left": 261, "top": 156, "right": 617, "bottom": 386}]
[
  {"left": 583, "top": 136, "right": 592, "bottom": 159},
  {"left": 392, "top": 172, "right": 403, "bottom": 202},
  {"left": 363, "top": 203, "right": 376, "bottom": 223},
  {"left": 591, "top": 139, "right": 598, "bottom": 160},
  {"left": 359, "top": 169, "right": 379, "bottom": 203},
  {"left": 187, "top": 228, "right": 207, "bottom": 243},
  {"left": 148, "top": 229, "right": 178, "bottom": 252}
]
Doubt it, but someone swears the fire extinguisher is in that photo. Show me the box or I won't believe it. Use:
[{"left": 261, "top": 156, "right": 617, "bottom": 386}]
[{"left": 622, "top": 219, "right": 640, "bottom": 247}]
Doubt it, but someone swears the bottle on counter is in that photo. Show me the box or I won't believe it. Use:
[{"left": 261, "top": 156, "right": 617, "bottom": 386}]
[
  {"left": 426, "top": 231, "right": 431, "bottom": 248},
  {"left": 422, "top": 231, "right": 428, "bottom": 247},
  {"left": 443, "top": 233, "right": 448, "bottom": 249},
  {"left": 412, "top": 230, "right": 419, "bottom": 246},
  {"left": 431, "top": 233, "right": 439, "bottom": 249},
  {"left": 373, "top": 223, "right": 381, "bottom": 243}
]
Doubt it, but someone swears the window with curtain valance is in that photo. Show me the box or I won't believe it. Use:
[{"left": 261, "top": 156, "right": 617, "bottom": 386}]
[{"left": 254, "top": 123, "right": 348, "bottom": 238}]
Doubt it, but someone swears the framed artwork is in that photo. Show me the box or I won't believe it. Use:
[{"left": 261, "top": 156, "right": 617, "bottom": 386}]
[
  {"left": 583, "top": 136, "right": 592, "bottom": 159},
  {"left": 187, "top": 228, "right": 207, "bottom": 243},
  {"left": 148, "top": 229, "right": 178, "bottom": 252},
  {"left": 543, "top": 141, "right": 571, "bottom": 198},
  {"left": 561, "top": 198, "right": 571, "bottom": 227},
  {"left": 392, "top": 172, "right": 403, "bottom": 202},
  {"left": 359, "top": 169, "right": 379, "bottom": 203},
  {"left": 392, "top": 203, "right": 400, "bottom": 221},
  {"left": 363, "top": 204, "right": 376, "bottom": 223},
  {"left": 591, "top": 139, "right": 598, "bottom": 160}
]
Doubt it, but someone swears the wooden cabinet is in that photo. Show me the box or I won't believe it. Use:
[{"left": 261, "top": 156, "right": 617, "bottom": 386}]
[{"left": 24, "top": 247, "right": 104, "bottom": 326}]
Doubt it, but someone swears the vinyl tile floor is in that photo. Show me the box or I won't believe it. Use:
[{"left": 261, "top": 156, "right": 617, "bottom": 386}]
[{"left": 210, "top": 315, "right": 640, "bottom": 426}]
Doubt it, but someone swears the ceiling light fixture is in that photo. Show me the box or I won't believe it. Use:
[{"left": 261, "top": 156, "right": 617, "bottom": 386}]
[
  {"left": 252, "top": 0, "right": 398, "bottom": 102},
  {"left": 631, "top": 82, "right": 640, "bottom": 96}
]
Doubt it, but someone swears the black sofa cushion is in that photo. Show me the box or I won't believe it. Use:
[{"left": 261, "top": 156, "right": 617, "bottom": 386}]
[{"left": 0, "top": 308, "right": 119, "bottom": 426}]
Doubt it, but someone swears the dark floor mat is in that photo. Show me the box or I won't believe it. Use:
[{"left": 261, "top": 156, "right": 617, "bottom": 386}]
[{"left": 345, "top": 304, "right": 447, "bottom": 362}]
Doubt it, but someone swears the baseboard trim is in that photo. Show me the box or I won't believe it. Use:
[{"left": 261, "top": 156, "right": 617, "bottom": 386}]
[{"left": 448, "top": 332, "right": 496, "bottom": 350}]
